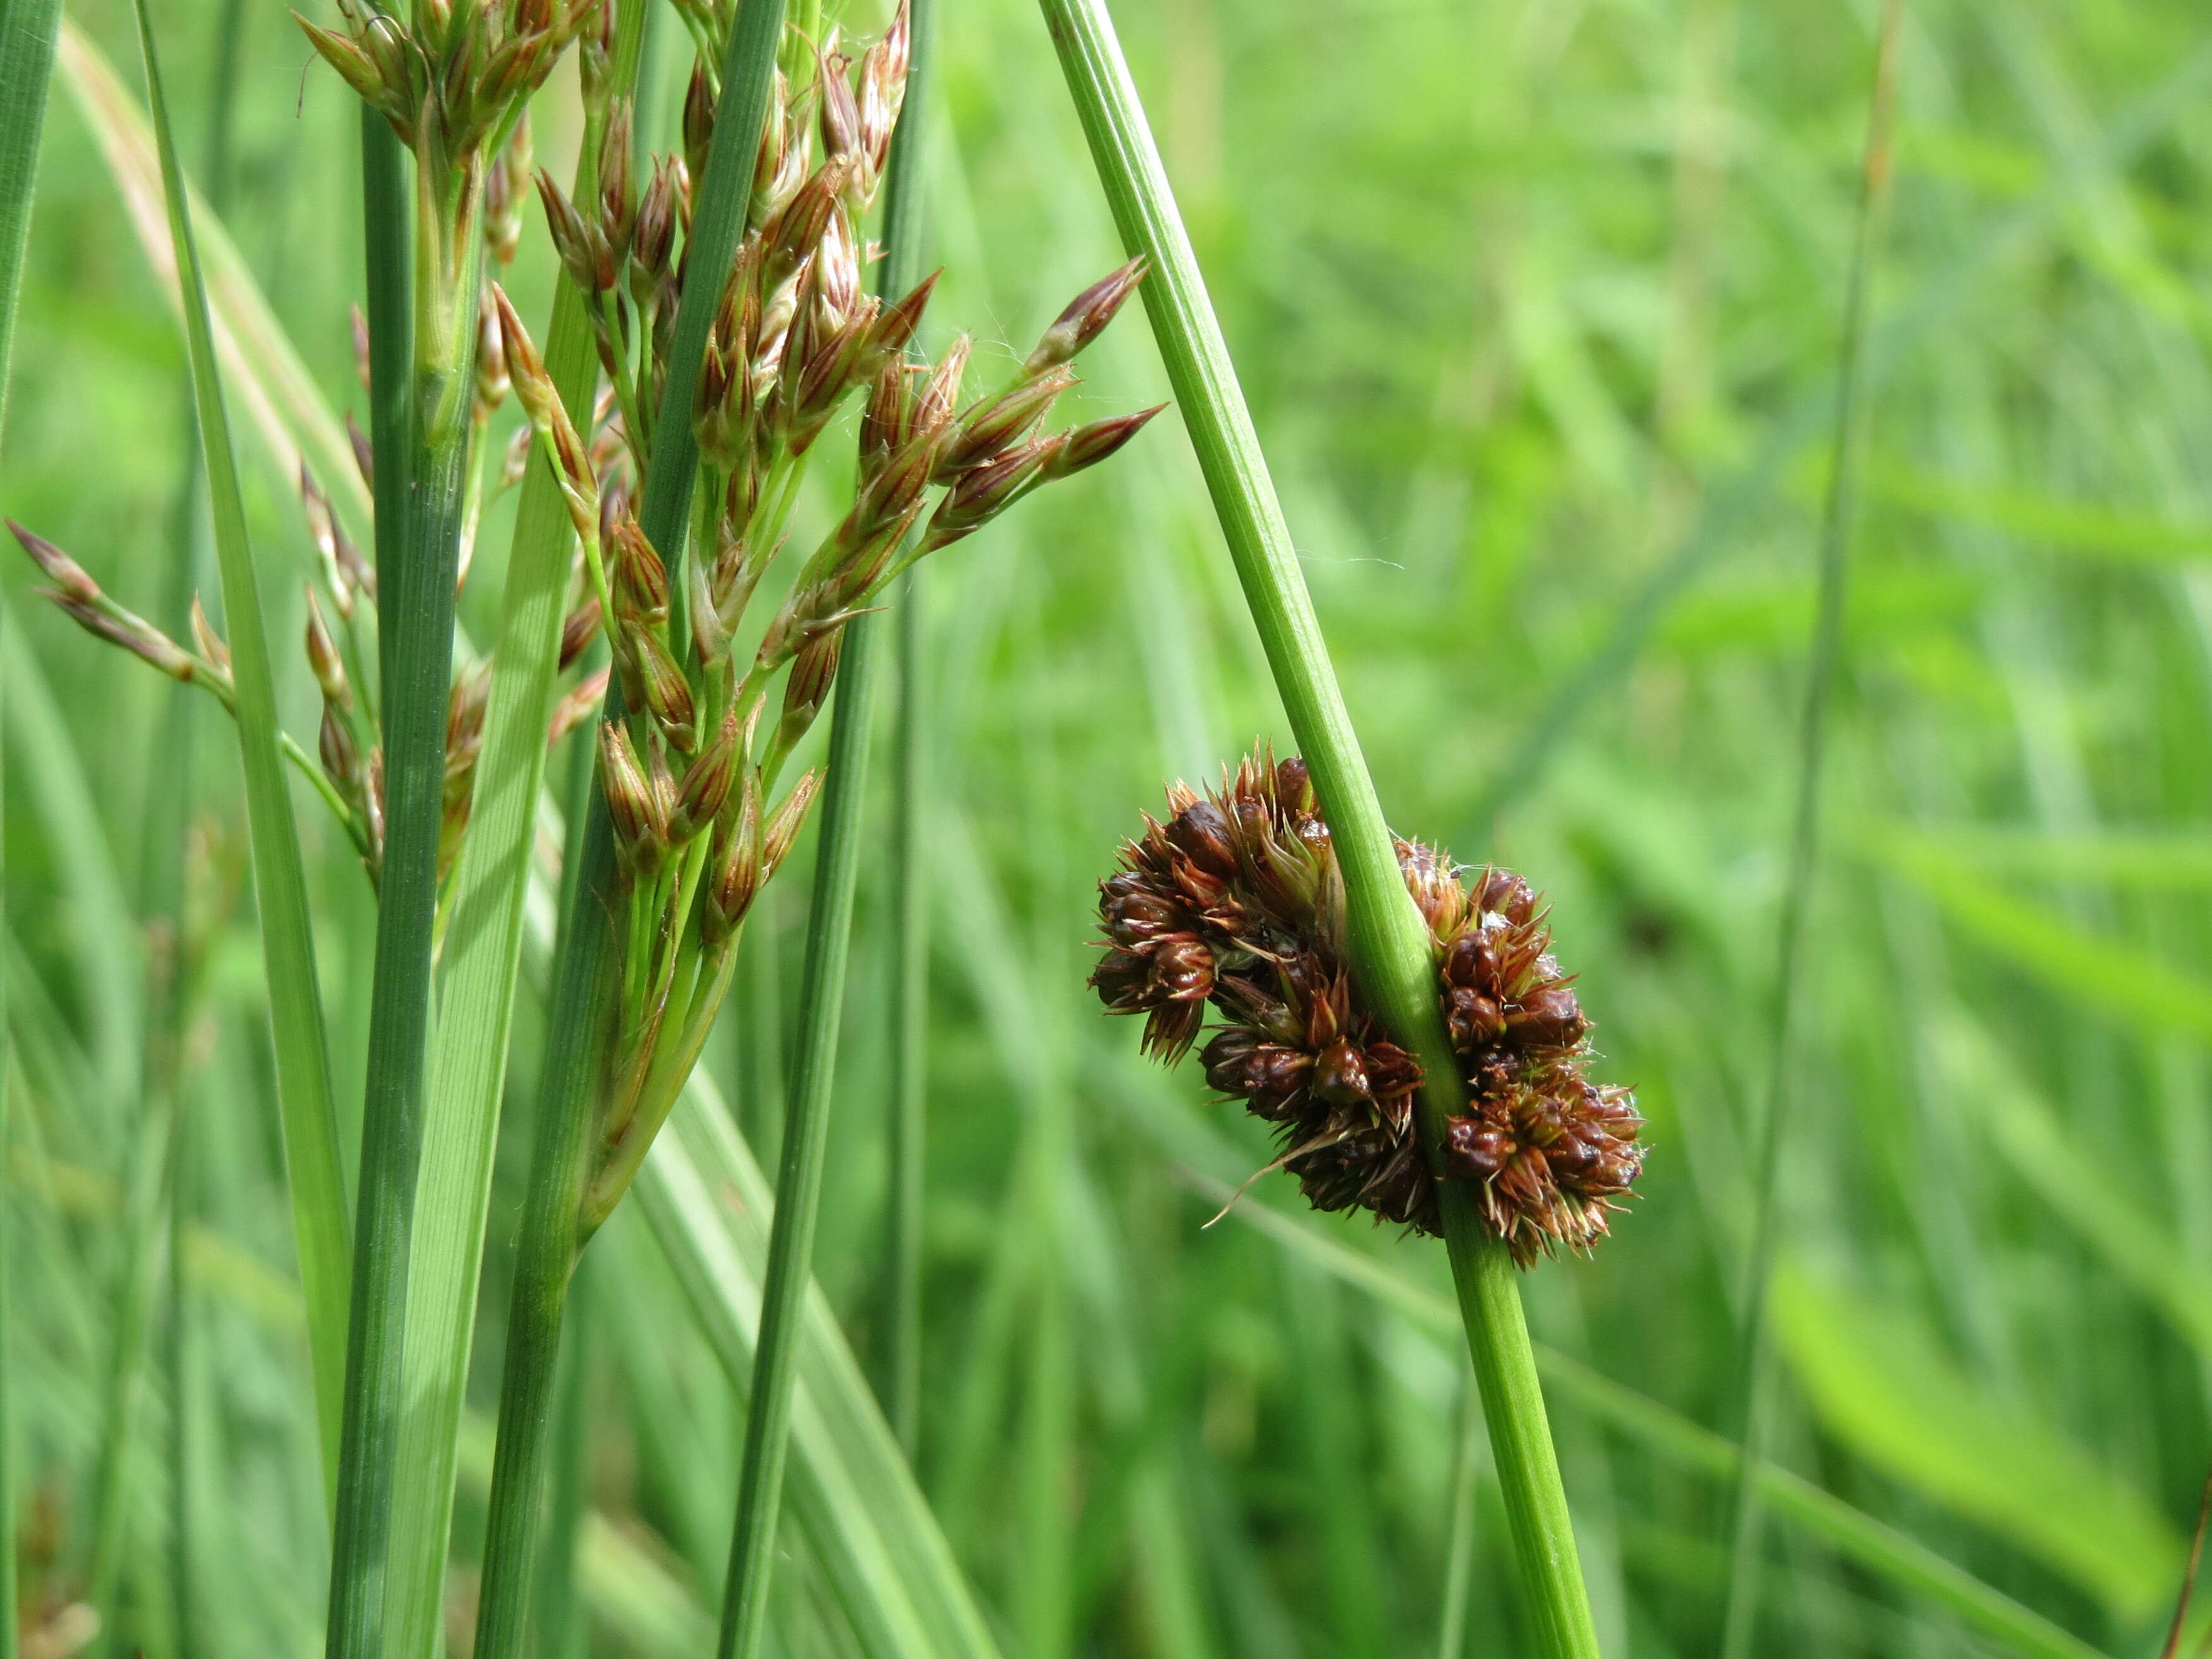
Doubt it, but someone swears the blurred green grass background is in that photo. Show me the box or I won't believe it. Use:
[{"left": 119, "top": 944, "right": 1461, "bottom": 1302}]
[{"left": 6, "top": 0, "right": 2212, "bottom": 1654}]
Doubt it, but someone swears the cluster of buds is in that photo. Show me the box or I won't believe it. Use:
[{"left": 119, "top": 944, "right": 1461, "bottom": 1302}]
[
  {"left": 1091, "top": 750, "right": 1643, "bottom": 1264},
  {"left": 298, "top": 0, "right": 594, "bottom": 185},
  {"left": 490, "top": 8, "right": 1162, "bottom": 1233}
]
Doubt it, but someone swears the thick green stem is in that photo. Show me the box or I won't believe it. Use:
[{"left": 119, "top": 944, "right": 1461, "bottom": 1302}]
[
  {"left": 883, "top": 0, "right": 940, "bottom": 1462},
  {"left": 325, "top": 125, "right": 487, "bottom": 1659},
  {"left": 1717, "top": 8, "right": 1900, "bottom": 1653},
  {"left": 1035, "top": 1, "right": 1598, "bottom": 1650},
  {"left": 384, "top": 15, "right": 647, "bottom": 1655},
  {"left": 471, "top": 4, "right": 791, "bottom": 1651},
  {"left": 0, "top": 0, "right": 61, "bottom": 1635},
  {"left": 715, "top": 5, "right": 937, "bottom": 1643}
]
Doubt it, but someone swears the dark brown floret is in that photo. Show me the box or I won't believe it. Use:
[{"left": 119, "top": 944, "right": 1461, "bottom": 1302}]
[{"left": 1089, "top": 746, "right": 1644, "bottom": 1264}]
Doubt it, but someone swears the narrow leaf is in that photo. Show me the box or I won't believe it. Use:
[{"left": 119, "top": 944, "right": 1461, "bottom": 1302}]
[
  {"left": 125, "top": 0, "right": 351, "bottom": 1495},
  {"left": 1774, "top": 1261, "right": 2180, "bottom": 1617}
]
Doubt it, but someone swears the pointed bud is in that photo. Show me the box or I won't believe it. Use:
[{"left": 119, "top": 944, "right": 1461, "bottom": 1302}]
[
  {"left": 632, "top": 157, "right": 677, "bottom": 283},
  {"left": 1026, "top": 257, "right": 1148, "bottom": 374},
  {"left": 350, "top": 304, "right": 373, "bottom": 392},
  {"left": 858, "top": 0, "right": 911, "bottom": 189},
  {"left": 763, "top": 158, "right": 853, "bottom": 283},
  {"left": 705, "top": 766, "right": 763, "bottom": 940},
  {"left": 447, "top": 661, "right": 490, "bottom": 763},
  {"left": 300, "top": 470, "right": 358, "bottom": 617},
  {"left": 320, "top": 703, "right": 362, "bottom": 798},
  {"left": 859, "top": 356, "right": 912, "bottom": 468},
  {"left": 560, "top": 593, "right": 602, "bottom": 670},
  {"left": 191, "top": 595, "right": 231, "bottom": 676},
  {"left": 475, "top": 289, "right": 510, "bottom": 414},
  {"left": 775, "top": 624, "right": 843, "bottom": 755},
  {"left": 684, "top": 61, "right": 717, "bottom": 183},
  {"left": 936, "top": 365, "right": 1075, "bottom": 478},
  {"left": 9, "top": 521, "right": 100, "bottom": 604},
  {"left": 750, "top": 70, "right": 792, "bottom": 214},
  {"left": 304, "top": 589, "right": 352, "bottom": 712},
  {"left": 669, "top": 702, "right": 741, "bottom": 841},
  {"left": 599, "top": 101, "right": 635, "bottom": 259},
  {"left": 609, "top": 514, "right": 668, "bottom": 626},
  {"left": 624, "top": 620, "right": 695, "bottom": 750},
  {"left": 536, "top": 169, "right": 604, "bottom": 294},
  {"left": 486, "top": 112, "right": 532, "bottom": 265},
  {"left": 689, "top": 552, "right": 729, "bottom": 669},
  {"left": 818, "top": 44, "right": 860, "bottom": 160},
  {"left": 1047, "top": 403, "right": 1166, "bottom": 478},
  {"left": 599, "top": 719, "right": 665, "bottom": 873},
  {"left": 926, "top": 434, "right": 1066, "bottom": 548},
  {"left": 348, "top": 411, "right": 375, "bottom": 492},
  {"left": 294, "top": 15, "right": 389, "bottom": 107},
  {"left": 761, "top": 767, "right": 822, "bottom": 878},
  {"left": 49, "top": 595, "right": 200, "bottom": 684},
  {"left": 869, "top": 269, "right": 939, "bottom": 366},
  {"left": 913, "top": 335, "right": 969, "bottom": 440}
]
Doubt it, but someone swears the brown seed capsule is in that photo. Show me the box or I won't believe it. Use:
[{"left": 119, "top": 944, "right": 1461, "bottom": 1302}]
[{"left": 1091, "top": 746, "right": 1642, "bottom": 1260}]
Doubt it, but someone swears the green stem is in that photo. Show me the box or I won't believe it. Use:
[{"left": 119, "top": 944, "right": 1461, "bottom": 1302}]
[
  {"left": 714, "top": 6, "right": 937, "bottom": 1644},
  {"left": 382, "top": 11, "right": 647, "bottom": 1653},
  {"left": 1034, "top": 1, "right": 1598, "bottom": 1651},
  {"left": 0, "top": 622, "right": 11, "bottom": 1659},
  {"left": 715, "top": 605, "right": 884, "bottom": 1659},
  {"left": 1717, "top": 7, "right": 1900, "bottom": 1654},
  {"left": 882, "top": 0, "right": 940, "bottom": 1463},
  {"left": 324, "top": 114, "right": 488, "bottom": 1659},
  {"left": 886, "top": 572, "right": 927, "bottom": 1455},
  {"left": 471, "top": 3, "right": 792, "bottom": 1650}
]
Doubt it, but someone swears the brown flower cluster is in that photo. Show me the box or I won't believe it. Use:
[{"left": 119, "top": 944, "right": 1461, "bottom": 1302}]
[{"left": 1091, "top": 751, "right": 1642, "bottom": 1263}]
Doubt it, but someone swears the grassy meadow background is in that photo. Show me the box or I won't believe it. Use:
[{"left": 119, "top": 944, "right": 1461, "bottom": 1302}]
[{"left": 6, "top": 0, "right": 2212, "bottom": 1653}]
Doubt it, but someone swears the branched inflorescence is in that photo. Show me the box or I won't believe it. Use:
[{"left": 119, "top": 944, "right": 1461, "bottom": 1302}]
[
  {"left": 494, "top": 3, "right": 1160, "bottom": 1231},
  {"left": 18, "top": 2, "right": 1162, "bottom": 1241},
  {"left": 1091, "top": 750, "right": 1642, "bottom": 1264}
]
